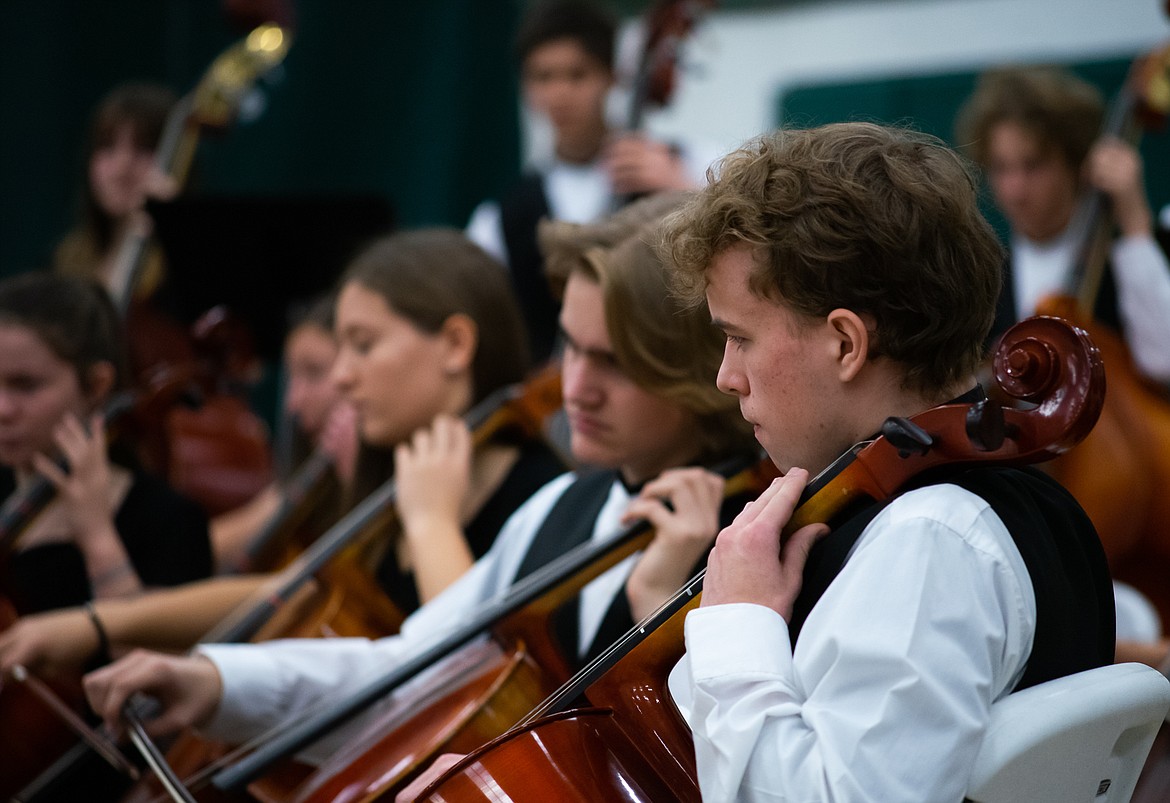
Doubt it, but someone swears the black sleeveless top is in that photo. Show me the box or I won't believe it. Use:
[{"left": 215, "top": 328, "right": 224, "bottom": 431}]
[
  {"left": 0, "top": 467, "right": 211, "bottom": 615},
  {"left": 374, "top": 438, "right": 565, "bottom": 616},
  {"left": 789, "top": 465, "right": 1114, "bottom": 691},
  {"left": 499, "top": 174, "right": 560, "bottom": 364}
]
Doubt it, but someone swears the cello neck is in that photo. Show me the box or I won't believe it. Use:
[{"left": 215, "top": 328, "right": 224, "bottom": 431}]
[
  {"left": 0, "top": 392, "right": 137, "bottom": 560},
  {"left": 1066, "top": 47, "right": 1170, "bottom": 318},
  {"left": 106, "top": 24, "right": 291, "bottom": 313}
]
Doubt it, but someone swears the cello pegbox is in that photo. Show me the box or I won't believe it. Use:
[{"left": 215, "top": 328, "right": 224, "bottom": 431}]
[
  {"left": 880, "top": 416, "right": 934, "bottom": 458},
  {"left": 965, "top": 397, "right": 1007, "bottom": 452}
]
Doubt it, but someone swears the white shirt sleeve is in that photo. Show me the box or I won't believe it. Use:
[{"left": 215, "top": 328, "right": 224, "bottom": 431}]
[
  {"left": 1110, "top": 234, "right": 1170, "bottom": 383},
  {"left": 465, "top": 199, "right": 508, "bottom": 266},
  {"left": 197, "top": 472, "right": 579, "bottom": 750},
  {"left": 669, "top": 484, "right": 1036, "bottom": 802}
]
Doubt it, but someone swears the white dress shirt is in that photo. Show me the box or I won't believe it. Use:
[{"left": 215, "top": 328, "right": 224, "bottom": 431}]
[
  {"left": 465, "top": 139, "right": 719, "bottom": 267},
  {"left": 198, "top": 472, "right": 637, "bottom": 761},
  {"left": 669, "top": 483, "right": 1036, "bottom": 803},
  {"left": 1012, "top": 230, "right": 1170, "bottom": 382}
]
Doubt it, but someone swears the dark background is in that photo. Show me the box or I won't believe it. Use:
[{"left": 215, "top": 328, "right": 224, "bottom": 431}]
[{"left": 0, "top": 0, "right": 524, "bottom": 285}]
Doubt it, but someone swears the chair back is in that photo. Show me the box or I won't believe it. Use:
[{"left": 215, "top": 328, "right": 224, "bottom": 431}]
[{"left": 966, "top": 662, "right": 1170, "bottom": 802}]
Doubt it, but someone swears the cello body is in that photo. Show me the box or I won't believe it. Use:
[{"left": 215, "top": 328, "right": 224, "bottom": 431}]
[
  {"left": 290, "top": 640, "right": 552, "bottom": 803},
  {"left": 1022, "top": 43, "right": 1170, "bottom": 625},
  {"left": 270, "top": 458, "right": 774, "bottom": 803}
]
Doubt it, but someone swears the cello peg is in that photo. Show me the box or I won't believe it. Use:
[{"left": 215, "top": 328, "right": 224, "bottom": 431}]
[{"left": 880, "top": 417, "right": 934, "bottom": 457}]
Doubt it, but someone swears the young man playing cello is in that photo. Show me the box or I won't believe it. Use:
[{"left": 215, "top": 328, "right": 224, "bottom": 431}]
[{"left": 660, "top": 122, "right": 1114, "bottom": 801}]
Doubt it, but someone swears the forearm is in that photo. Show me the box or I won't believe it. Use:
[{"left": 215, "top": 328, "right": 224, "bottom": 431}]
[
  {"left": 210, "top": 483, "right": 281, "bottom": 572},
  {"left": 78, "top": 522, "right": 144, "bottom": 598},
  {"left": 402, "top": 518, "right": 475, "bottom": 604},
  {"left": 95, "top": 574, "right": 269, "bottom": 651}
]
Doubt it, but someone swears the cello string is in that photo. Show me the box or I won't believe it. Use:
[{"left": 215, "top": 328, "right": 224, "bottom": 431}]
[
  {"left": 124, "top": 699, "right": 198, "bottom": 803},
  {"left": 209, "top": 455, "right": 763, "bottom": 790}
]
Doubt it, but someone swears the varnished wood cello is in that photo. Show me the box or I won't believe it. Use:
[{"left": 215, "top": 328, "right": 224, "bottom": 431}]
[
  {"left": 182, "top": 452, "right": 770, "bottom": 801},
  {"left": 414, "top": 316, "right": 1105, "bottom": 801}
]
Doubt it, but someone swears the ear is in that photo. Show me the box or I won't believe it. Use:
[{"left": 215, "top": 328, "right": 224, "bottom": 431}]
[
  {"left": 824, "top": 309, "right": 870, "bottom": 383},
  {"left": 83, "top": 361, "right": 117, "bottom": 409},
  {"left": 438, "top": 313, "right": 478, "bottom": 378}
]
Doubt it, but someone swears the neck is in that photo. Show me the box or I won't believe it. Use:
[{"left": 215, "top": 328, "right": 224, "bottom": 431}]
[
  {"left": 821, "top": 373, "right": 978, "bottom": 476},
  {"left": 445, "top": 378, "right": 476, "bottom": 422},
  {"left": 555, "top": 122, "right": 609, "bottom": 165},
  {"left": 618, "top": 445, "right": 704, "bottom": 490}
]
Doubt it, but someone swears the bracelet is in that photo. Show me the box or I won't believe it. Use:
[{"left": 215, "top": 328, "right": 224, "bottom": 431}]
[{"left": 84, "top": 600, "right": 112, "bottom": 664}]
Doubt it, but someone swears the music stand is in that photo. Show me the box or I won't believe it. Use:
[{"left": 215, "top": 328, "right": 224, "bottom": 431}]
[{"left": 146, "top": 194, "right": 395, "bottom": 360}]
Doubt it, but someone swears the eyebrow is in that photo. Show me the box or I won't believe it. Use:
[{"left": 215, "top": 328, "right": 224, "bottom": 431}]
[
  {"left": 558, "top": 324, "right": 616, "bottom": 362},
  {"left": 709, "top": 317, "right": 743, "bottom": 335}
]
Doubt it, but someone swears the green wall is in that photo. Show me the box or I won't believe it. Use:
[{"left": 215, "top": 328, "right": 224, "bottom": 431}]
[
  {"left": 778, "top": 57, "right": 1170, "bottom": 242},
  {"left": 0, "top": 1, "right": 524, "bottom": 277}
]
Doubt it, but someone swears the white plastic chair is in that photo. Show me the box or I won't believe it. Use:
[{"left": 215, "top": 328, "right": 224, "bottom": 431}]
[{"left": 965, "top": 662, "right": 1170, "bottom": 802}]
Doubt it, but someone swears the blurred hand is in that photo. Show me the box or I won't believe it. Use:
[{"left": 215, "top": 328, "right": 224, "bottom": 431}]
[
  {"left": 394, "top": 415, "right": 473, "bottom": 538},
  {"left": 32, "top": 413, "right": 115, "bottom": 544},
  {"left": 84, "top": 650, "right": 223, "bottom": 738},
  {"left": 622, "top": 467, "right": 725, "bottom": 620},
  {"left": 1086, "top": 136, "right": 1153, "bottom": 237},
  {"left": 604, "top": 134, "right": 695, "bottom": 196},
  {"left": 318, "top": 401, "right": 360, "bottom": 486}
]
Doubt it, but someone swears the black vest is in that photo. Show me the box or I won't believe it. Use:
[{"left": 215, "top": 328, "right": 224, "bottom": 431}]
[
  {"left": 512, "top": 468, "right": 758, "bottom": 672},
  {"left": 789, "top": 466, "right": 1114, "bottom": 691},
  {"left": 990, "top": 256, "right": 1122, "bottom": 348},
  {"left": 499, "top": 174, "right": 560, "bottom": 364}
]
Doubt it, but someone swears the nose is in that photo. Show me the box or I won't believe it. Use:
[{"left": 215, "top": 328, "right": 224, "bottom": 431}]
[
  {"left": 0, "top": 390, "right": 17, "bottom": 420},
  {"left": 105, "top": 139, "right": 140, "bottom": 173},
  {"left": 715, "top": 345, "right": 745, "bottom": 397},
  {"left": 992, "top": 168, "right": 1028, "bottom": 206},
  {"left": 561, "top": 349, "right": 602, "bottom": 410},
  {"left": 330, "top": 352, "right": 356, "bottom": 396}
]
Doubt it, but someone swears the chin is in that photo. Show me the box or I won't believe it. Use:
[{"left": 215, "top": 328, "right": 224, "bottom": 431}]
[
  {"left": 359, "top": 422, "right": 390, "bottom": 449},
  {"left": 568, "top": 436, "right": 619, "bottom": 471}
]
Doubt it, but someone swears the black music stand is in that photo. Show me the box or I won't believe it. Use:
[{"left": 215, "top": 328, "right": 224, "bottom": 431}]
[{"left": 146, "top": 194, "right": 394, "bottom": 360}]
